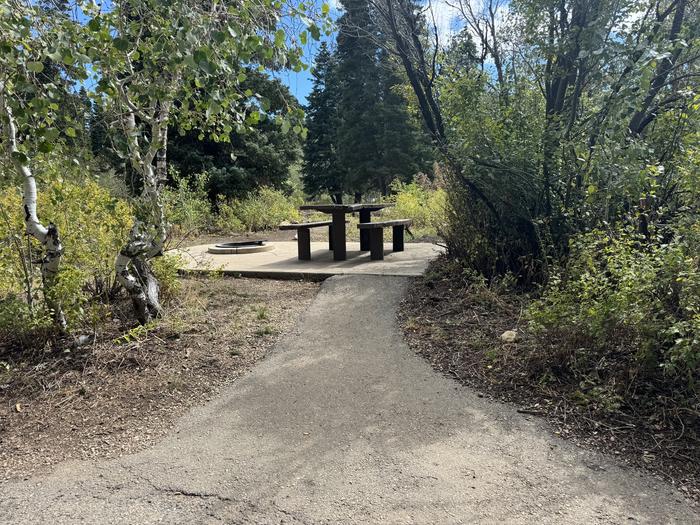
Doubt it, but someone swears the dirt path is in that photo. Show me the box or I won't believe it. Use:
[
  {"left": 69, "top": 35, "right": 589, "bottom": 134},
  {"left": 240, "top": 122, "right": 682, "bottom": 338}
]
[{"left": 1, "top": 276, "right": 697, "bottom": 523}]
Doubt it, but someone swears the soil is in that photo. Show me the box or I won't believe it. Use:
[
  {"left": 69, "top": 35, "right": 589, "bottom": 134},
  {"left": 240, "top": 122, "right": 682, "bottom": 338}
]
[
  {"left": 398, "top": 256, "right": 700, "bottom": 501},
  {"left": 0, "top": 276, "right": 318, "bottom": 482}
]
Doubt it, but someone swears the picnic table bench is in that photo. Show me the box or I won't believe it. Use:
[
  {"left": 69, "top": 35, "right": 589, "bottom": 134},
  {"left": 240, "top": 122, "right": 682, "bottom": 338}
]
[
  {"left": 358, "top": 219, "right": 412, "bottom": 260},
  {"left": 279, "top": 220, "right": 338, "bottom": 260}
]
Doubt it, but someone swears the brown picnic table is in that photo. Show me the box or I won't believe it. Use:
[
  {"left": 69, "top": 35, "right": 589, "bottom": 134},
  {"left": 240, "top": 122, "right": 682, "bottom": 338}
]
[{"left": 298, "top": 203, "right": 391, "bottom": 261}]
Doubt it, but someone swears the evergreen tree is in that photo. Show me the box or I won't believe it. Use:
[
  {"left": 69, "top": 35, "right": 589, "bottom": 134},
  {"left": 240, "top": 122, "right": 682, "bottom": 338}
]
[
  {"left": 334, "top": 0, "right": 383, "bottom": 200},
  {"left": 302, "top": 42, "right": 345, "bottom": 202},
  {"left": 168, "top": 70, "right": 303, "bottom": 199},
  {"left": 375, "top": 50, "right": 432, "bottom": 194},
  {"left": 303, "top": 0, "right": 432, "bottom": 200}
]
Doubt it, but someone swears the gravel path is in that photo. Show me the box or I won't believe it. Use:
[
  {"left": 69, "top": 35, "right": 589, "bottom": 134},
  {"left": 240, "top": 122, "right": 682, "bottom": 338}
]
[{"left": 1, "top": 275, "right": 697, "bottom": 524}]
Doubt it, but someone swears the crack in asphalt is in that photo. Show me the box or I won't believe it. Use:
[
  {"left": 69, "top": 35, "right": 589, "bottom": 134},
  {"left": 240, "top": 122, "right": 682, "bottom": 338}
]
[
  {"left": 117, "top": 462, "right": 234, "bottom": 504},
  {"left": 154, "top": 486, "right": 233, "bottom": 502}
]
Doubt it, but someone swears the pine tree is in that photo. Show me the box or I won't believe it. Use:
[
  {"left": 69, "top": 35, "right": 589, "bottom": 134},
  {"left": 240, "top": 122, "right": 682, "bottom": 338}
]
[
  {"left": 302, "top": 42, "right": 345, "bottom": 202},
  {"left": 332, "top": 0, "right": 431, "bottom": 198},
  {"left": 375, "top": 50, "right": 432, "bottom": 194},
  {"left": 302, "top": 0, "right": 433, "bottom": 201},
  {"left": 334, "top": 0, "right": 383, "bottom": 201}
]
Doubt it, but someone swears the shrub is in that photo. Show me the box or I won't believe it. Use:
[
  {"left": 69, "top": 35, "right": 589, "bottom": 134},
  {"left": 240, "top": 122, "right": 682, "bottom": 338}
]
[
  {"left": 0, "top": 164, "right": 132, "bottom": 343},
  {"left": 527, "top": 224, "right": 700, "bottom": 413},
  {"left": 383, "top": 177, "right": 447, "bottom": 239},
  {"left": 216, "top": 187, "right": 302, "bottom": 232},
  {"left": 162, "top": 170, "right": 213, "bottom": 237},
  {"left": 213, "top": 196, "right": 245, "bottom": 232},
  {"left": 151, "top": 253, "right": 183, "bottom": 303}
]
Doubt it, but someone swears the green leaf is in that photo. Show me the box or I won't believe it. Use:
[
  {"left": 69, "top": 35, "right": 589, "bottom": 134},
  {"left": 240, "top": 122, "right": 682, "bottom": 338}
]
[
  {"left": 246, "top": 110, "right": 260, "bottom": 125},
  {"left": 322, "top": 3, "right": 330, "bottom": 15},
  {"left": 27, "top": 61, "right": 44, "bottom": 73},
  {"left": 65, "top": 127, "right": 77, "bottom": 138},
  {"left": 11, "top": 151, "right": 29, "bottom": 165},
  {"left": 44, "top": 128, "right": 60, "bottom": 141},
  {"left": 206, "top": 101, "right": 221, "bottom": 119},
  {"left": 300, "top": 31, "right": 307, "bottom": 46},
  {"left": 87, "top": 18, "right": 101, "bottom": 32},
  {"left": 275, "top": 29, "right": 286, "bottom": 48},
  {"left": 199, "top": 59, "right": 214, "bottom": 75},
  {"left": 308, "top": 24, "right": 321, "bottom": 41},
  {"left": 113, "top": 38, "right": 130, "bottom": 52},
  {"left": 193, "top": 49, "right": 208, "bottom": 64},
  {"left": 213, "top": 31, "right": 226, "bottom": 44}
]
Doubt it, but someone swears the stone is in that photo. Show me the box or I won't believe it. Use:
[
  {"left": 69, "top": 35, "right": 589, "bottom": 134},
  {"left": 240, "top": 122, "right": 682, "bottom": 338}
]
[{"left": 500, "top": 330, "right": 518, "bottom": 343}]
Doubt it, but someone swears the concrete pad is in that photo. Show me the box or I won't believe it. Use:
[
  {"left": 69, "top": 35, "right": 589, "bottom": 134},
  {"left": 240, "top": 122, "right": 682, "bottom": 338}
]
[{"left": 172, "top": 241, "right": 444, "bottom": 279}]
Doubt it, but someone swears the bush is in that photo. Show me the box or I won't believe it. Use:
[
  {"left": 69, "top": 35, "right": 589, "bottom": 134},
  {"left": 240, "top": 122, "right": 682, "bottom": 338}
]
[
  {"left": 0, "top": 163, "right": 132, "bottom": 342},
  {"left": 382, "top": 177, "right": 447, "bottom": 239},
  {"left": 527, "top": 224, "right": 700, "bottom": 415},
  {"left": 216, "top": 187, "right": 301, "bottom": 232},
  {"left": 213, "top": 196, "right": 245, "bottom": 232},
  {"left": 162, "top": 170, "right": 213, "bottom": 237},
  {"left": 151, "top": 253, "right": 183, "bottom": 303}
]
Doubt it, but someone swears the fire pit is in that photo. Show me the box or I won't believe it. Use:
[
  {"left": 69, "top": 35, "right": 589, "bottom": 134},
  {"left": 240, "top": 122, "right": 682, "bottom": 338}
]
[{"left": 207, "top": 240, "right": 274, "bottom": 254}]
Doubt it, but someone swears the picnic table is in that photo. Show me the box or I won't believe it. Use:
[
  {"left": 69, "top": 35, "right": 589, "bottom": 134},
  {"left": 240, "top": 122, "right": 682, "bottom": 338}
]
[{"left": 299, "top": 203, "right": 391, "bottom": 261}]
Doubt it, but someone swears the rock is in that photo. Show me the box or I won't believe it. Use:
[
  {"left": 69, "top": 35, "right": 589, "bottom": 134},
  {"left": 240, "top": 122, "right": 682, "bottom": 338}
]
[{"left": 500, "top": 330, "right": 518, "bottom": 343}]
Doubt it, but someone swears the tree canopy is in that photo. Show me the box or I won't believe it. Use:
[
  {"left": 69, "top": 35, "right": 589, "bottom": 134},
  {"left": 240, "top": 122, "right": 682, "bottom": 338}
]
[{"left": 303, "top": 0, "right": 433, "bottom": 201}]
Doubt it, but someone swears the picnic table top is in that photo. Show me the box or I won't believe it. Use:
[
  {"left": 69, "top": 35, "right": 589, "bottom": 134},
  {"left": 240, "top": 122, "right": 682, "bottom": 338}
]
[{"left": 299, "top": 203, "right": 392, "bottom": 213}]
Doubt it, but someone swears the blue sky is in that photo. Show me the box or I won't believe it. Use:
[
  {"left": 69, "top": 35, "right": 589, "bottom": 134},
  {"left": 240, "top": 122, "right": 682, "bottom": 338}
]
[{"left": 276, "top": 36, "right": 330, "bottom": 105}]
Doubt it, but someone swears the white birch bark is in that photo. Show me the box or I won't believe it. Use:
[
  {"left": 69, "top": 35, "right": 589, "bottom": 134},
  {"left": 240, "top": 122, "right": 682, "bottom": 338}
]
[
  {"left": 0, "top": 87, "right": 66, "bottom": 330},
  {"left": 114, "top": 104, "right": 169, "bottom": 324}
]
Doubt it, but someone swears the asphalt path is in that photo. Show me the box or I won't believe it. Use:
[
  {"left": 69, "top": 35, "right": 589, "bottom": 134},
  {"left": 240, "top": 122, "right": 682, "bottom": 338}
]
[{"left": 1, "top": 275, "right": 697, "bottom": 524}]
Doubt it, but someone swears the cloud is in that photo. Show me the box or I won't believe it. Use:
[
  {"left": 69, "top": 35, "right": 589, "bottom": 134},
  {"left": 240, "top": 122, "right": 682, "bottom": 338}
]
[
  {"left": 326, "top": 0, "right": 342, "bottom": 12},
  {"left": 426, "top": 0, "right": 464, "bottom": 45}
]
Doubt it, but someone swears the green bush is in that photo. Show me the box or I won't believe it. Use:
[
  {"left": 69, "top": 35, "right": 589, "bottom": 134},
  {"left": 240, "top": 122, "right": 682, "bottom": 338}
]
[
  {"left": 151, "top": 253, "right": 183, "bottom": 303},
  {"left": 214, "top": 196, "right": 245, "bottom": 232},
  {"left": 0, "top": 162, "right": 132, "bottom": 342},
  {"left": 382, "top": 177, "right": 447, "bottom": 239},
  {"left": 527, "top": 224, "right": 700, "bottom": 408},
  {"left": 216, "top": 187, "right": 302, "bottom": 232},
  {"left": 162, "top": 170, "right": 213, "bottom": 237}
]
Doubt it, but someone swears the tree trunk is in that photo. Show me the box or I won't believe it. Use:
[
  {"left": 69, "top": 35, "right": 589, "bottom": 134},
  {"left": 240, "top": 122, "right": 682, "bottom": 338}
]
[
  {"left": 628, "top": 0, "right": 686, "bottom": 135},
  {"left": 1, "top": 89, "right": 66, "bottom": 330},
  {"left": 114, "top": 167, "right": 166, "bottom": 324},
  {"left": 115, "top": 110, "right": 168, "bottom": 324}
]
